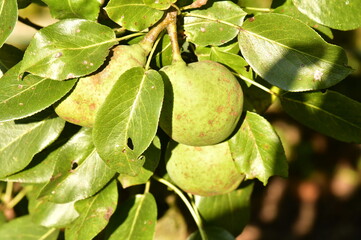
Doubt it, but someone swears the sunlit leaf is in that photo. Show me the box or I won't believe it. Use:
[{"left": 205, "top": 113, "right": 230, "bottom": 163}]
[
  {"left": 293, "top": 0, "right": 361, "bottom": 30},
  {"left": 42, "top": 0, "right": 101, "bottom": 20},
  {"left": 184, "top": 1, "right": 246, "bottom": 46},
  {"left": 93, "top": 67, "right": 164, "bottom": 176},
  {"left": 228, "top": 111, "right": 288, "bottom": 185},
  {"left": 238, "top": 13, "right": 352, "bottom": 91},
  {"left": 20, "top": 19, "right": 116, "bottom": 80},
  {"left": 0, "top": 0, "right": 17, "bottom": 48},
  {"left": 280, "top": 90, "right": 361, "bottom": 143},
  {"left": 188, "top": 226, "right": 235, "bottom": 240},
  {"left": 143, "top": 0, "right": 176, "bottom": 10}
]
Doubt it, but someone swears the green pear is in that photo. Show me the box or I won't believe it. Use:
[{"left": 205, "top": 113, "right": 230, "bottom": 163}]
[
  {"left": 165, "top": 141, "right": 244, "bottom": 196},
  {"left": 159, "top": 60, "right": 243, "bottom": 146},
  {"left": 54, "top": 44, "right": 148, "bottom": 127}
]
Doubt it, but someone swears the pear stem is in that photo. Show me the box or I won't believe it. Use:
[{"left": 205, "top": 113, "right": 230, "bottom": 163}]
[
  {"left": 152, "top": 175, "right": 208, "bottom": 240},
  {"left": 167, "top": 14, "right": 184, "bottom": 64},
  {"left": 145, "top": 32, "right": 164, "bottom": 71}
]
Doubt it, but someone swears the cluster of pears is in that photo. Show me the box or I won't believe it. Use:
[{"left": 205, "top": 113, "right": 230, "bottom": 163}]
[{"left": 161, "top": 20, "right": 245, "bottom": 196}]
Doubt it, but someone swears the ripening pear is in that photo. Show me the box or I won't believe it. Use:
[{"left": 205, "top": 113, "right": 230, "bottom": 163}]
[
  {"left": 165, "top": 141, "right": 244, "bottom": 196},
  {"left": 159, "top": 60, "right": 243, "bottom": 146},
  {"left": 54, "top": 44, "right": 149, "bottom": 127}
]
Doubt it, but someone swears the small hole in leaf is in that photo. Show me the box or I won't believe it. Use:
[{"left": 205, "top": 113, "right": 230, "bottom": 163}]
[
  {"left": 71, "top": 161, "right": 78, "bottom": 170},
  {"left": 138, "top": 155, "right": 145, "bottom": 161},
  {"left": 127, "top": 138, "right": 134, "bottom": 150}
]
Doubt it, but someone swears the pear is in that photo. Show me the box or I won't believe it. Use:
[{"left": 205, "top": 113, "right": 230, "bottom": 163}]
[
  {"left": 165, "top": 141, "right": 244, "bottom": 196},
  {"left": 159, "top": 60, "right": 243, "bottom": 146},
  {"left": 54, "top": 44, "right": 148, "bottom": 127}
]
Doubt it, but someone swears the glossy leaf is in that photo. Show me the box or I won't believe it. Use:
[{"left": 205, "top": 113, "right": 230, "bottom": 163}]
[
  {"left": 195, "top": 182, "right": 254, "bottom": 236},
  {"left": 0, "top": 0, "right": 17, "bottom": 48},
  {"left": 293, "top": 0, "right": 361, "bottom": 31},
  {"left": 65, "top": 180, "right": 118, "bottom": 240},
  {"left": 273, "top": 0, "right": 333, "bottom": 39},
  {"left": 0, "top": 215, "right": 59, "bottom": 240},
  {"left": 109, "top": 193, "right": 157, "bottom": 240},
  {"left": 238, "top": 14, "right": 352, "bottom": 91},
  {"left": 105, "top": 0, "right": 164, "bottom": 31},
  {"left": 39, "top": 128, "right": 116, "bottom": 203},
  {"left": 20, "top": 19, "right": 116, "bottom": 80},
  {"left": 118, "top": 136, "right": 161, "bottom": 188},
  {"left": 0, "top": 112, "right": 65, "bottom": 178},
  {"left": 183, "top": 1, "right": 246, "bottom": 46},
  {"left": 280, "top": 90, "right": 361, "bottom": 143},
  {"left": 42, "top": 0, "right": 101, "bottom": 20},
  {"left": 0, "top": 44, "right": 23, "bottom": 76},
  {"left": 0, "top": 63, "right": 77, "bottom": 122},
  {"left": 93, "top": 67, "right": 164, "bottom": 176},
  {"left": 188, "top": 226, "right": 235, "bottom": 240},
  {"left": 228, "top": 111, "right": 288, "bottom": 185},
  {"left": 143, "top": 0, "right": 176, "bottom": 10}
]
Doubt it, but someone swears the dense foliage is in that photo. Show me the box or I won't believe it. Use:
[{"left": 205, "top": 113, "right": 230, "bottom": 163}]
[{"left": 0, "top": 0, "right": 360, "bottom": 239}]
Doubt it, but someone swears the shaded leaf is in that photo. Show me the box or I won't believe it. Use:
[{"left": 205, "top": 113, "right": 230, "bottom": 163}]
[
  {"left": 39, "top": 128, "right": 116, "bottom": 203},
  {"left": 184, "top": 1, "right": 246, "bottom": 46},
  {"left": 0, "top": 0, "right": 17, "bottom": 48},
  {"left": 0, "top": 111, "right": 65, "bottom": 178},
  {"left": 42, "top": 0, "right": 101, "bottom": 20},
  {"left": 280, "top": 90, "right": 361, "bottom": 143},
  {"left": 228, "top": 111, "right": 288, "bottom": 185},
  {"left": 293, "top": 0, "right": 361, "bottom": 31},
  {"left": 143, "top": 0, "right": 176, "bottom": 10},
  {"left": 93, "top": 67, "right": 164, "bottom": 176},
  {"left": 0, "top": 215, "right": 59, "bottom": 240},
  {"left": 65, "top": 180, "right": 118, "bottom": 240},
  {"left": 118, "top": 136, "right": 161, "bottom": 188},
  {"left": 188, "top": 226, "right": 235, "bottom": 240},
  {"left": 0, "top": 63, "right": 77, "bottom": 122},
  {"left": 195, "top": 182, "right": 254, "bottom": 236},
  {"left": 0, "top": 44, "right": 23, "bottom": 76},
  {"left": 154, "top": 34, "right": 172, "bottom": 68},
  {"left": 109, "top": 193, "right": 157, "bottom": 240},
  {"left": 20, "top": 19, "right": 116, "bottom": 80},
  {"left": 238, "top": 13, "right": 352, "bottom": 91},
  {"left": 105, "top": 0, "right": 164, "bottom": 31}
]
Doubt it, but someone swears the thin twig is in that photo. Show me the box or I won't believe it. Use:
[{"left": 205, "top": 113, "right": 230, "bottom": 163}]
[{"left": 18, "top": 16, "right": 43, "bottom": 30}]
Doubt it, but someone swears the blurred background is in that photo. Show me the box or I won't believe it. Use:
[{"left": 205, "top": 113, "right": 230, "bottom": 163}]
[{"left": 5, "top": 1, "right": 361, "bottom": 240}]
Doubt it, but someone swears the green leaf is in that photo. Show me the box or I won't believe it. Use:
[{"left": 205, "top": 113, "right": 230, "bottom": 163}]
[
  {"left": 292, "top": 0, "right": 361, "bottom": 31},
  {"left": 20, "top": 19, "right": 116, "bottom": 80},
  {"left": 109, "top": 193, "right": 157, "bottom": 240},
  {"left": 0, "top": 0, "right": 17, "bottom": 48},
  {"left": 118, "top": 136, "right": 161, "bottom": 188},
  {"left": 194, "top": 182, "right": 254, "bottom": 236},
  {"left": 0, "top": 111, "right": 65, "bottom": 178},
  {"left": 154, "top": 34, "right": 172, "bottom": 68},
  {"left": 0, "top": 63, "right": 77, "bottom": 122},
  {"left": 0, "top": 44, "right": 23, "bottom": 76},
  {"left": 93, "top": 67, "right": 164, "bottom": 176},
  {"left": 105, "top": 0, "right": 164, "bottom": 31},
  {"left": 39, "top": 127, "right": 116, "bottom": 203},
  {"left": 280, "top": 90, "right": 361, "bottom": 143},
  {"left": 228, "top": 111, "right": 288, "bottom": 185},
  {"left": 184, "top": 1, "right": 246, "bottom": 46},
  {"left": 273, "top": 0, "right": 333, "bottom": 39},
  {"left": 0, "top": 215, "right": 59, "bottom": 240},
  {"left": 65, "top": 180, "right": 118, "bottom": 240},
  {"left": 188, "top": 226, "right": 235, "bottom": 240},
  {"left": 143, "top": 0, "right": 176, "bottom": 10},
  {"left": 42, "top": 0, "right": 101, "bottom": 20},
  {"left": 238, "top": 13, "right": 352, "bottom": 91}
]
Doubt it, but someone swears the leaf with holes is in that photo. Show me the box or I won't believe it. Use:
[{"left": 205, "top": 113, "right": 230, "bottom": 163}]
[
  {"left": 65, "top": 180, "right": 118, "bottom": 240},
  {"left": 41, "top": 0, "right": 101, "bottom": 20},
  {"left": 238, "top": 14, "right": 352, "bottom": 91},
  {"left": 93, "top": 67, "right": 164, "bottom": 176},
  {"left": 0, "top": 63, "right": 77, "bottom": 122},
  {"left": 19, "top": 19, "right": 116, "bottom": 80},
  {"left": 108, "top": 193, "right": 157, "bottom": 240},
  {"left": 0, "top": 215, "right": 59, "bottom": 240},
  {"left": 228, "top": 111, "right": 288, "bottom": 185},
  {"left": 280, "top": 90, "right": 361, "bottom": 143},
  {"left": 0, "top": 0, "right": 17, "bottom": 48},
  {"left": 0, "top": 111, "right": 65, "bottom": 178},
  {"left": 39, "top": 128, "right": 116, "bottom": 203},
  {"left": 183, "top": 1, "right": 246, "bottom": 46},
  {"left": 293, "top": 0, "right": 361, "bottom": 30},
  {"left": 105, "top": 0, "right": 164, "bottom": 31}
]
